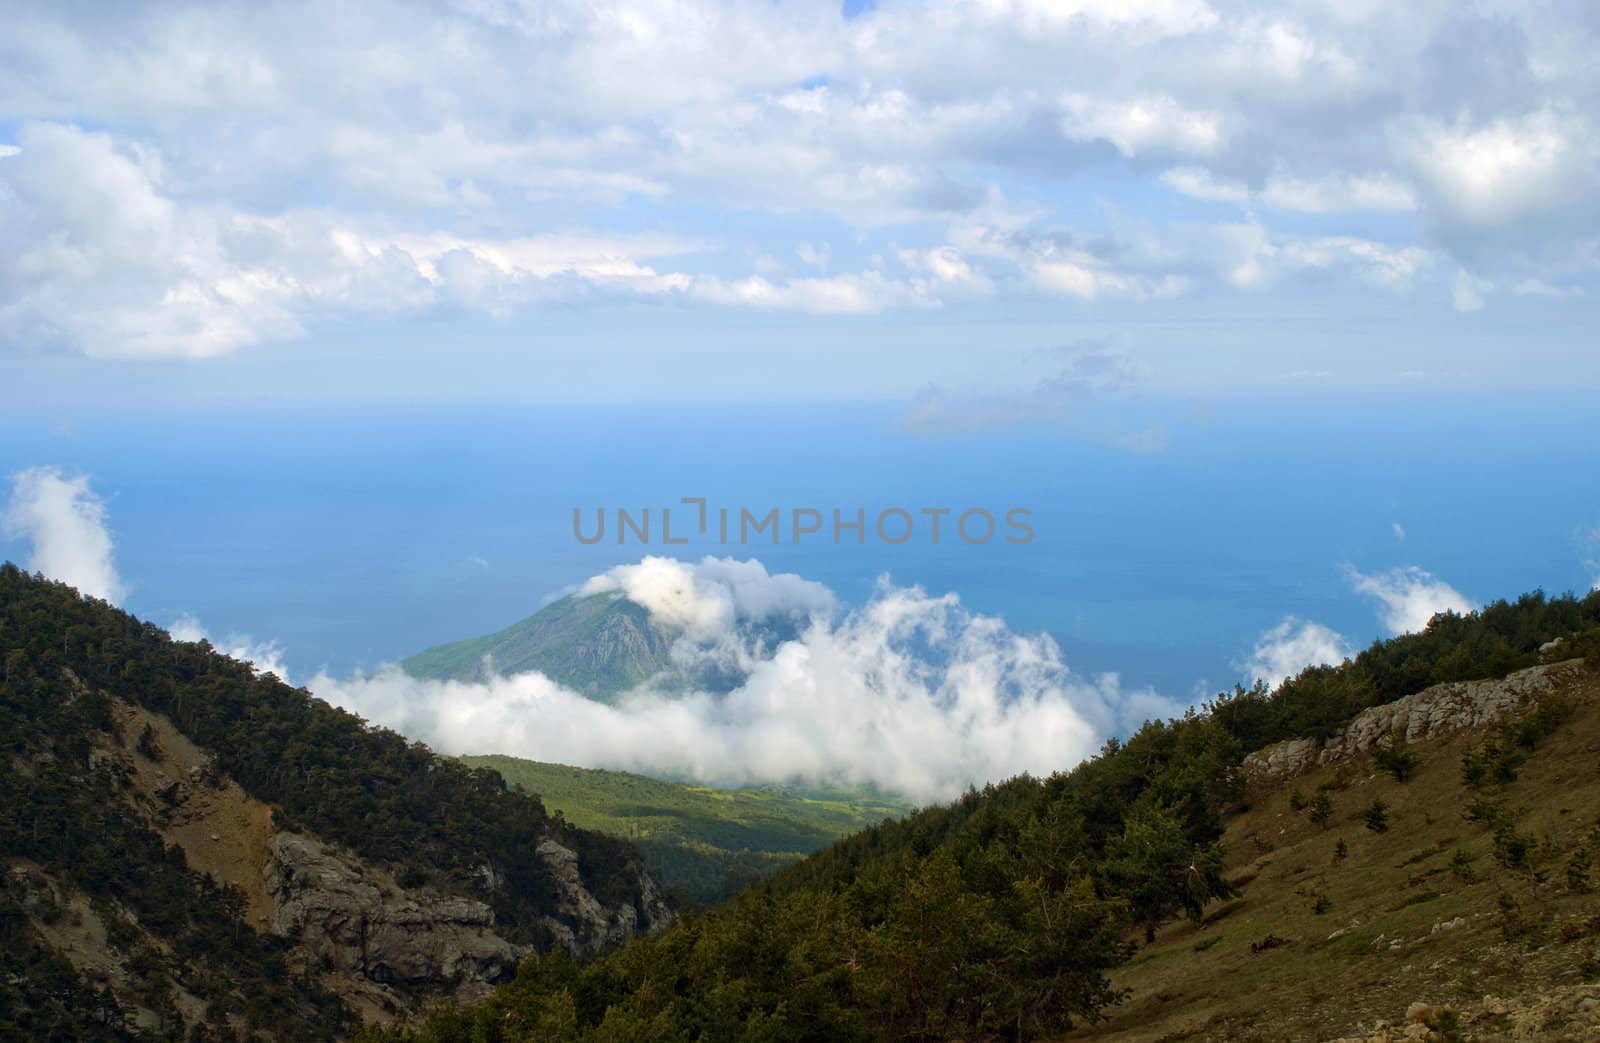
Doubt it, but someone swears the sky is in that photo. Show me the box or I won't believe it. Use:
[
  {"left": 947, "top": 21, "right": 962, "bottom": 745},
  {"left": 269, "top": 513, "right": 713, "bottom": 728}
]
[
  {"left": 3, "top": 0, "right": 1600, "bottom": 405},
  {"left": 2, "top": 3, "right": 1598, "bottom": 796}
]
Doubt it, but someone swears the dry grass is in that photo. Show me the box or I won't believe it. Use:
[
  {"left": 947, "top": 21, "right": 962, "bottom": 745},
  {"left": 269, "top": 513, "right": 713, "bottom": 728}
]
[{"left": 1064, "top": 666, "right": 1600, "bottom": 1043}]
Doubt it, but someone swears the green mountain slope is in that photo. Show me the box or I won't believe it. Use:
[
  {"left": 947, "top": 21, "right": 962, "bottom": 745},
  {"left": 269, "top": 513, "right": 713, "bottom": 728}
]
[
  {"left": 0, "top": 565, "right": 672, "bottom": 1038},
  {"left": 401, "top": 592, "right": 675, "bottom": 698},
  {"left": 459, "top": 755, "right": 912, "bottom": 906},
  {"left": 373, "top": 589, "right": 1600, "bottom": 1043}
]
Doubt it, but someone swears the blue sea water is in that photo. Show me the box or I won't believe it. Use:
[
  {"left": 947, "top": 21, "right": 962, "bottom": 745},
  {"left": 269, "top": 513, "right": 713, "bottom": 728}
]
[{"left": 2, "top": 392, "right": 1596, "bottom": 703}]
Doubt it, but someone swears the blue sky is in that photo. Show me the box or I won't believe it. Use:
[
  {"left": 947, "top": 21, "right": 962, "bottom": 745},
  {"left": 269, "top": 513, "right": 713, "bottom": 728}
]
[{"left": 3, "top": 0, "right": 1598, "bottom": 407}]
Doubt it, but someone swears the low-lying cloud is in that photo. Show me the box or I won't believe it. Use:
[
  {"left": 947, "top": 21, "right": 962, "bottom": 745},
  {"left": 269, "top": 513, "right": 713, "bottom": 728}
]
[
  {"left": 1348, "top": 565, "right": 1476, "bottom": 636},
  {"left": 2, "top": 466, "right": 126, "bottom": 604},
  {"left": 577, "top": 555, "right": 835, "bottom": 640},
  {"left": 1241, "top": 617, "right": 1353, "bottom": 688},
  {"left": 168, "top": 614, "right": 291, "bottom": 681},
  {"left": 1243, "top": 564, "right": 1476, "bottom": 688},
  {"left": 311, "top": 562, "right": 1183, "bottom": 803}
]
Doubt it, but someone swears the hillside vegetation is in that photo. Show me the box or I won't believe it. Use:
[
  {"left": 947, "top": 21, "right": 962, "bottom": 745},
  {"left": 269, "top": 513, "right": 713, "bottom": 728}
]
[
  {"left": 459, "top": 755, "right": 911, "bottom": 907},
  {"left": 1068, "top": 662, "right": 1600, "bottom": 1041},
  {"left": 370, "top": 589, "right": 1600, "bottom": 1043},
  {"left": 0, "top": 565, "right": 671, "bottom": 1039},
  {"left": 402, "top": 593, "right": 673, "bottom": 698}
]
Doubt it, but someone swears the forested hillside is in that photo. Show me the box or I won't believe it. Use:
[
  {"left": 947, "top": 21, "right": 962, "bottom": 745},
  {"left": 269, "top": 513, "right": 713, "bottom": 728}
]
[
  {"left": 371, "top": 589, "right": 1600, "bottom": 1043},
  {"left": 0, "top": 564, "right": 672, "bottom": 1039}
]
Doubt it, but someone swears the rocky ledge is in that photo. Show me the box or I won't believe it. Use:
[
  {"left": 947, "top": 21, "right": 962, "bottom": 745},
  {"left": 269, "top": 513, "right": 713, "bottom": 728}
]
[
  {"left": 263, "top": 831, "right": 523, "bottom": 988},
  {"left": 535, "top": 838, "right": 673, "bottom": 959},
  {"left": 1242, "top": 661, "right": 1581, "bottom": 783}
]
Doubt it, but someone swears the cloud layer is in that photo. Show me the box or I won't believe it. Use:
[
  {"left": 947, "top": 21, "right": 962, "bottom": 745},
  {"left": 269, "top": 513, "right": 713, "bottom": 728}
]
[
  {"left": 312, "top": 559, "right": 1182, "bottom": 802},
  {"left": 4, "top": 2, "right": 1598, "bottom": 357},
  {"left": 1242, "top": 564, "right": 1477, "bottom": 687},
  {"left": 2, "top": 467, "right": 126, "bottom": 604}
]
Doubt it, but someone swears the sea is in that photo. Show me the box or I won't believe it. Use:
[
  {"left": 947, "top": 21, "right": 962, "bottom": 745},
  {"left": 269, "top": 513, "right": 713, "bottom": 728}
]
[{"left": 2, "top": 392, "right": 1596, "bottom": 704}]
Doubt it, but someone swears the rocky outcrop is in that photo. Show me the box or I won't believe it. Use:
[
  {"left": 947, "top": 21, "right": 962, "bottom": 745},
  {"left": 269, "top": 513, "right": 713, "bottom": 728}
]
[
  {"left": 263, "top": 832, "right": 523, "bottom": 988},
  {"left": 1243, "top": 662, "right": 1581, "bottom": 783},
  {"left": 1325, "top": 984, "right": 1600, "bottom": 1042},
  {"left": 535, "top": 838, "right": 674, "bottom": 958}
]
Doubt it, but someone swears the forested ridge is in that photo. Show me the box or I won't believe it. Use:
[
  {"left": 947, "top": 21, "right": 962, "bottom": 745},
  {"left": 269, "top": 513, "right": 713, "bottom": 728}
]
[
  {"left": 4, "top": 561, "right": 1599, "bottom": 1042},
  {"left": 371, "top": 588, "right": 1600, "bottom": 1043},
  {"left": 0, "top": 563, "right": 664, "bottom": 1040}
]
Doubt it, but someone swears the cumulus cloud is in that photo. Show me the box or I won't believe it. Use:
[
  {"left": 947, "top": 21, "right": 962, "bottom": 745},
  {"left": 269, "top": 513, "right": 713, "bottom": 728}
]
[
  {"left": 578, "top": 556, "right": 836, "bottom": 640},
  {"left": 1241, "top": 617, "right": 1352, "bottom": 688},
  {"left": 5, "top": 2, "right": 1598, "bottom": 355},
  {"left": 1247, "top": 562, "right": 1480, "bottom": 686},
  {"left": 1348, "top": 565, "right": 1476, "bottom": 636},
  {"left": 169, "top": 615, "right": 291, "bottom": 679},
  {"left": 307, "top": 561, "right": 1182, "bottom": 803},
  {"left": 2, "top": 467, "right": 126, "bottom": 604}
]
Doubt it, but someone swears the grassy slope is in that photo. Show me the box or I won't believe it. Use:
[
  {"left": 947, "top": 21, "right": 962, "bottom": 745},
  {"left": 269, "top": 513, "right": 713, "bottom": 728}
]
[
  {"left": 402, "top": 593, "right": 672, "bottom": 696},
  {"left": 1066, "top": 665, "right": 1600, "bottom": 1042},
  {"left": 460, "top": 754, "right": 913, "bottom": 906}
]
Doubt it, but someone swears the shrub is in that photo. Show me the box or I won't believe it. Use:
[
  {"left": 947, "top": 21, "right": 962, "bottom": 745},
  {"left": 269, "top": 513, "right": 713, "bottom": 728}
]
[
  {"left": 1333, "top": 839, "right": 1349, "bottom": 862},
  {"left": 1289, "top": 788, "right": 1308, "bottom": 812},
  {"left": 1567, "top": 849, "right": 1593, "bottom": 894},
  {"left": 1374, "top": 730, "right": 1421, "bottom": 782},
  {"left": 1495, "top": 890, "right": 1539, "bottom": 942},
  {"left": 1491, "top": 823, "right": 1536, "bottom": 871},
  {"left": 136, "top": 722, "right": 163, "bottom": 762},
  {"left": 1309, "top": 793, "right": 1334, "bottom": 829},
  {"left": 1362, "top": 799, "right": 1390, "bottom": 833},
  {"left": 1312, "top": 893, "right": 1332, "bottom": 915},
  {"left": 1449, "top": 849, "right": 1477, "bottom": 883}
]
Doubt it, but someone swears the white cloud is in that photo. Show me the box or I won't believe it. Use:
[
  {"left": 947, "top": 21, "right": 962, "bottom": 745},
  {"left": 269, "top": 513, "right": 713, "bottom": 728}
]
[
  {"left": 1163, "top": 167, "right": 1415, "bottom": 213},
  {"left": 795, "top": 242, "right": 830, "bottom": 270},
  {"left": 1348, "top": 565, "right": 1475, "bottom": 636},
  {"left": 1060, "top": 94, "right": 1223, "bottom": 158},
  {"left": 4, "top": 3, "right": 1600, "bottom": 358},
  {"left": 1392, "top": 521, "right": 1406, "bottom": 541},
  {"left": 578, "top": 556, "right": 835, "bottom": 640},
  {"left": 169, "top": 615, "right": 291, "bottom": 679},
  {"left": 0, "top": 123, "right": 717, "bottom": 356},
  {"left": 2, "top": 467, "right": 126, "bottom": 604},
  {"left": 1404, "top": 109, "right": 1590, "bottom": 229},
  {"left": 1453, "top": 270, "right": 1491, "bottom": 312},
  {"left": 313, "top": 564, "right": 1183, "bottom": 803},
  {"left": 690, "top": 270, "right": 937, "bottom": 314},
  {"left": 1241, "top": 617, "right": 1351, "bottom": 688}
]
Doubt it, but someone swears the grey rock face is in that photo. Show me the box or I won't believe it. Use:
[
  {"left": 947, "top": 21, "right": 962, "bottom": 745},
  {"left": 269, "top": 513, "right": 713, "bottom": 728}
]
[
  {"left": 534, "top": 838, "right": 674, "bottom": 958},
  {"left": 263, "top": 832, "right": 523, "bottom": 987},
  {"left": 1241, "top": 662, "right": 1578, "bottom": 783}
]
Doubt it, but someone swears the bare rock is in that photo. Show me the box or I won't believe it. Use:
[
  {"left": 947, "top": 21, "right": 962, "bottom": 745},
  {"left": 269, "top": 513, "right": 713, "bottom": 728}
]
[
  {"left": 263, "top": 831, "right": 523, "bottom": 988},
  {"left": 534, "top": 838, "right": 674, "bottom": 959},
  {"left": 1243, "top": 662, "right": 1576, "bottom": 783}
]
